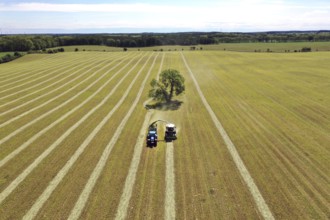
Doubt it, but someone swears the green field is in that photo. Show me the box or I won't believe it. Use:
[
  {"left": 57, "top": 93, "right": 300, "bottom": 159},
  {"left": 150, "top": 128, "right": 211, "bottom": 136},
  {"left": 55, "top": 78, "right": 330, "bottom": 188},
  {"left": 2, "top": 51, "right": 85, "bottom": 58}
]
[
  {"left": 0, "top": 50, "right": 329, "bottom": 219},
  {"left": 53, "top": 42, "right": 330, "bottom": 53},
  {"left": 52, "top": 45, "right": 124, "bottom": 52},
  {"left": 0, "top": 52, "right": 14, "bottom": 58}
]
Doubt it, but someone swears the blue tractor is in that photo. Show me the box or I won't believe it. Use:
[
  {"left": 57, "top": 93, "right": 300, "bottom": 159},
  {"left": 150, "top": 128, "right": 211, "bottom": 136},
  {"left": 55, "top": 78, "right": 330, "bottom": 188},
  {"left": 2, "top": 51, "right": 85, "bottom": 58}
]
[{"left": 146, "top": 124, "right": 158, "bottom": 147}]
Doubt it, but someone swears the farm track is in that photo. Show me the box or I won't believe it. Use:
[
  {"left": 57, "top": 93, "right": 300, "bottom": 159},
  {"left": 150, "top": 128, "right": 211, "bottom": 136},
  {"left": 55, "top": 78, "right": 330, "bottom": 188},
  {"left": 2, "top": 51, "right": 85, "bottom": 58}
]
[
  {"left": 115, "top": 53, "right": 164, "bottom": 220},
  {"left": 181, "top": 52, "right": 274, "bottom": 220},
  {"left": 22, "top": 53, "right": 155, "bottom": 220}
]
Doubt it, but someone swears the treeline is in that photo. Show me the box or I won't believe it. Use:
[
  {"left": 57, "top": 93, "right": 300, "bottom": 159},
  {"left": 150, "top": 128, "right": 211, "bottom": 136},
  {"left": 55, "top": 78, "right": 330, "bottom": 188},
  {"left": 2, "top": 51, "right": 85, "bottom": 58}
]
[
  {"left": 1, "top": 31, "right": 330, "bottom": 52},
  {"left": 0, "top": 52, "right": 23, "bottom": 64}
]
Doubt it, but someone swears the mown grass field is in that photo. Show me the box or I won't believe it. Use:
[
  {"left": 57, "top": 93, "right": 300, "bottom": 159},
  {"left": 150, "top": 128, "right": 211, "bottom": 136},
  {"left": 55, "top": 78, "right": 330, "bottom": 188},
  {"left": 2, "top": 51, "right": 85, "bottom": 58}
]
[
  {"left": 0, "top": 49, "right": 329, "bottom": 219},
  {"left": 53, "top": 41, "right": 330, "bottom": 53}
]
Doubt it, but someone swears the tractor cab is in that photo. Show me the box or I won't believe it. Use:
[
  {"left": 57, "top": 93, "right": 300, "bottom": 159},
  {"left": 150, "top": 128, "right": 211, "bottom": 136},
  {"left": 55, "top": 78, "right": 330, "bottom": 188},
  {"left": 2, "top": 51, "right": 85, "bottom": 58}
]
[{"left": 146, "top": 125, "right": 158, "bottom": 147}]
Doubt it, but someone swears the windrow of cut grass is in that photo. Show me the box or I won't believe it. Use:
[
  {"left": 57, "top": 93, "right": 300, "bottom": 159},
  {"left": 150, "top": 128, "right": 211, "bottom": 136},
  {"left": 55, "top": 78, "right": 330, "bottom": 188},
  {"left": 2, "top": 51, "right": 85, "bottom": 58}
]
[
  {"left": 0, "top": 53, "right": 64, "bottom": 78},
  {"left": 0, "top": 54, "right": 110, "bottom": 111},
  {"left": 182, "top": 52, "right": 273, "bottom": 219},
  {"left": 0, "top": 53, "right": 85, "bottom": 87},
  {"left": 121, "top": 52, "right": 262, "bottom": 220},
  {"left": 0, "top": 50, "right": 328, "bottom": 219},
  {"left": 0, "top": 52, "right": 154, "bottom": 219},
  {"left": 23, "top": 53, "right": 157, "bottom": 220},
  {"left": 67, "top": 53, "right": 158, "bottom": 220},
  {"left": 0, "top": 52, "right": 102, "bottom": 79},
  {"left": 0, "top": 53, "right": 133, "bottom": 122},
  {"left": 182, "top": 51, "right": 330, "bottom": 219},
  {"left": 0, "top": 52, "right": 142, "bottom": 165},
  {"left": 114, "top": 53, "right": 164, "bottom": 220},
  {"left": 0, "top": 53, "right": 138, "bottom": 171},
  {"left": 0, "top": 53, "right": 118, "bottom": 101},
  {"left": 19, "top": 53, "right": 156, "bottom": 219},
  {"left": 0, "top": 53, "right": 131, "bottom": 144}
]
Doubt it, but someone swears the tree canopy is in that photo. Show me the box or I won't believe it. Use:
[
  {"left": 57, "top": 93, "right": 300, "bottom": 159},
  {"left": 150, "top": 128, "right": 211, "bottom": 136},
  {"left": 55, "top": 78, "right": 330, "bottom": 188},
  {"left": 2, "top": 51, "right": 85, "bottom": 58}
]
[
  {"left": 1, "top": 31, "right": 330, "bottom": 52},
  {"left": 149, "top": 69, "right": 185, "bottom": 103}
]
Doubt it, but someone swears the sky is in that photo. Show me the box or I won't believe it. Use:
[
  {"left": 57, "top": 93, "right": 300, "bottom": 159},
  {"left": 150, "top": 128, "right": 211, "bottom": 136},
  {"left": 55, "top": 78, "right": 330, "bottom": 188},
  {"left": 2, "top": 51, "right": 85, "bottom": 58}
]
[{"left": 0, "top": 0, "right": 329, "bottom": 34}]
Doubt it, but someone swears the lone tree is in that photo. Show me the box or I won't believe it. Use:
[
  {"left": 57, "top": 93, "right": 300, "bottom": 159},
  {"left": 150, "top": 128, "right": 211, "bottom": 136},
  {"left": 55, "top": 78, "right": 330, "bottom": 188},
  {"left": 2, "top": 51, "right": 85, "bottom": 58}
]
[{"left": 149, "top": 69, "right": 185, "bottom": 103}]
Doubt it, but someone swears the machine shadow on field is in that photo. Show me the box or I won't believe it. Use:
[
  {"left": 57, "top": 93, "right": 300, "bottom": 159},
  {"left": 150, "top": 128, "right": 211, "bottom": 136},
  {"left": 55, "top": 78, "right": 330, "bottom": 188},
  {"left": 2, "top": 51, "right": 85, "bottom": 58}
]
[{"left": 145, "top": 100, "right": 183, "bottom": 111}]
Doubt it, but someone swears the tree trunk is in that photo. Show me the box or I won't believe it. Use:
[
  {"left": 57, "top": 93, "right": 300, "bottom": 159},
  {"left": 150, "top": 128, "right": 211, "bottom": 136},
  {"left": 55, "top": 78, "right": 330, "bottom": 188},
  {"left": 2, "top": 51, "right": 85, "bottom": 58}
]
[{"left": 168, "top": 83, "right": 174, "bottom": 103}]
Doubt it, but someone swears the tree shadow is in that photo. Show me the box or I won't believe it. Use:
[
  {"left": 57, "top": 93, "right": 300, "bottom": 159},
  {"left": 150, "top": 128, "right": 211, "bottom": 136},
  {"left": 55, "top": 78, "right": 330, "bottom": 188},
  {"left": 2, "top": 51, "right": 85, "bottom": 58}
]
[{"left": 145, "top": 100, "right": 183, "bottom": 111}]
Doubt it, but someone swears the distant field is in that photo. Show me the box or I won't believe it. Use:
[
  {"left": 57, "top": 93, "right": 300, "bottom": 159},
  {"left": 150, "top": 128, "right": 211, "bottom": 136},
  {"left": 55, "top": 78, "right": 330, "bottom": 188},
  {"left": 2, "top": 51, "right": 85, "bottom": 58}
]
[
  {"left": 0, "top": 50, "right": 329, "bottom": 219},
  {"left": 141, "top": 42, "right": 330, "bottom": 52},
  {"left": 53, "top": 41, "right": 330, "bottom": 53},
  {"left": 52, "top": 45, "right": 123, "bottom": 52},
  {"left": 203, "top": 41, "right": 330, "bottom": 52}
]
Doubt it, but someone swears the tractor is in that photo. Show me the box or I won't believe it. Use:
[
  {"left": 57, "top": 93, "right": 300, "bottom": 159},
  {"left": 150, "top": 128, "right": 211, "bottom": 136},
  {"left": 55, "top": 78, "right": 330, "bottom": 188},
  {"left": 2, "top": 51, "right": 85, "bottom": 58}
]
[
  {"left": 164, "top": 123, "right": 177, "bottom": 142},
  {"left": 146, "top": 120, "right": 177, "bottom": 147},
  {"left": 146, "top": 124, "right": 158, "bottom": 147}
]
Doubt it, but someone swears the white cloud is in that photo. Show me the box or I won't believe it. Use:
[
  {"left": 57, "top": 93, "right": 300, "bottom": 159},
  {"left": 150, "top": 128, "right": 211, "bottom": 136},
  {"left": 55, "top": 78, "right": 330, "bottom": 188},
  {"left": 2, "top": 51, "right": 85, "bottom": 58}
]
[
  {"left": 0, "top": 3, "right": 186, "bottom": 13},
  {"left": 1, "top": 2, "right": 329, "bottom": 32}
]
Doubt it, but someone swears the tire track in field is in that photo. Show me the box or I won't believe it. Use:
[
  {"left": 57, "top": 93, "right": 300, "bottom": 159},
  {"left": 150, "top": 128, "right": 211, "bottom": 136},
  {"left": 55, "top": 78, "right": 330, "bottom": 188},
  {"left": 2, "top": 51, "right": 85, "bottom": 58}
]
[
  {"left": 0, "top": 53, "right": 148, "bottom": 207},
  {"left": 0, "top": 53, "right": 140, "bottom": 166},
  {"left": 115, "top": 53, "right": 164, "bottom": 220},
  {"left": 181, "top": 52, "right": 274, "bottom": 220},
  {"left": 0, "top": 55, "right": 105, "bottom": 111},
  {"left": 0, "top": 55, "right": 83, "bottom": 89},
  {"left": 165, "top": 142, "right": 175, "bottom": 220},
  {"left": 0, "top": 54, "right": 129, "bottom": 121},
  {"left": 68, "top": 53, "right": 159, "bottom": 220}
]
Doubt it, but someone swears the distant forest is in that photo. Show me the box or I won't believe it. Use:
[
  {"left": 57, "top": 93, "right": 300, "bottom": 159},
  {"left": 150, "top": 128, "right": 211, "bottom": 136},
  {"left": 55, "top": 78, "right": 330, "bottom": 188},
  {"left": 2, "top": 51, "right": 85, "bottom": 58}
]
[{"left": 1, "top": 31, "right": 330, "bottom": 52}]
